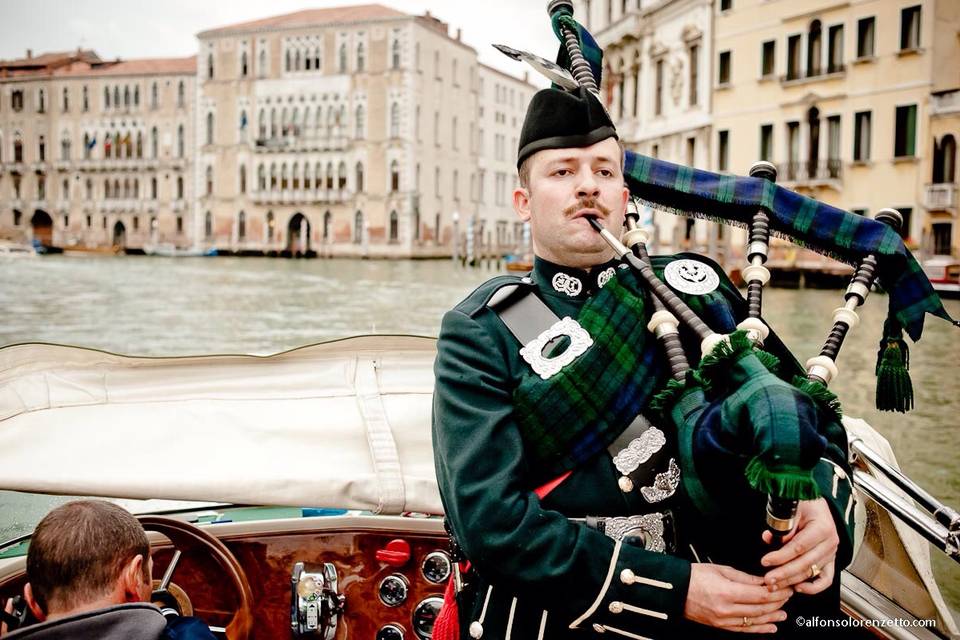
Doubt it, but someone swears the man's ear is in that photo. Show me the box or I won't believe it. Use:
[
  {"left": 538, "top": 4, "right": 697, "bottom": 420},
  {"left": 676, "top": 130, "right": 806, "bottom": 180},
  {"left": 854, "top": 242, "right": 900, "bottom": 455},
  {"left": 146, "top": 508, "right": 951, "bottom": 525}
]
[
  {"left": 119, "top": 554, "right": 148, "bottom": 603},
  {"left": 513, "top": 187, "right": 531, "bottom": 222},
  {"left": 24, "top": 583, "right": 46, "bottom": 622}
]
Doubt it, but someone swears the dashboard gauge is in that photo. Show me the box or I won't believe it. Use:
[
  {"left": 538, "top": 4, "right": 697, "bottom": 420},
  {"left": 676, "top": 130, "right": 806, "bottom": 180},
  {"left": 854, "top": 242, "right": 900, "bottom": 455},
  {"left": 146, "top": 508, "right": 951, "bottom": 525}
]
[
  {"left": 376, "top": 624, "right": 405, "bottom": 640},
  {"left": 378, "top": 574, "right": 410, "bottom": 607},
  {"left": 412, "top": 596, "right": 443, "bottom": 639},
  {"left": 421, "top": 551, "right": 452, "bottom": 584}
]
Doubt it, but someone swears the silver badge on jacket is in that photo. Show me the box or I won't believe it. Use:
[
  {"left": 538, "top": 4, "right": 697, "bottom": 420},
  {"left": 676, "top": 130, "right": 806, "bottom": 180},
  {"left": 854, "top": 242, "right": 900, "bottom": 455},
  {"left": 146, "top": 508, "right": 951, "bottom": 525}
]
[{"left": 664, "top": 259, "right": 719, "bottom": 295}]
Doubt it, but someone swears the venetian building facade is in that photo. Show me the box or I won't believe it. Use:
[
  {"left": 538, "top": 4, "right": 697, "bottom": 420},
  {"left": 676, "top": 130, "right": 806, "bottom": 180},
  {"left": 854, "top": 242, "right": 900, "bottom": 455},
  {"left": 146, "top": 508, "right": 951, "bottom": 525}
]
[
  {"left": 574, "top": 0, "right": 720, "bottom": 260},
  {"left": 475, "top": 64, "right": 536, "bottom": 259},
  {"left": 713, "top": 0, "right": 959, "bottom": 258},
  {"left": 197, "top": 5, "right": 506, "bottom": 257},
  {"left": 0, "top": 50, "right": 196, "bottom": 251}
]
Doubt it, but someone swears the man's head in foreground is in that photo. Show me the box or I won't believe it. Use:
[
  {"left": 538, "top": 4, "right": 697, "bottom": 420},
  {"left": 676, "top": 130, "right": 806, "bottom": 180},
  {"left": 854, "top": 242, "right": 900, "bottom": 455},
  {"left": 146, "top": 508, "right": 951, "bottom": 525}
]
[
  {"left": 24, "top": 500, "right": 152, "bottom": 622},
  {"left": 513, "top": 86, "right": 629, "bottom": 270}
]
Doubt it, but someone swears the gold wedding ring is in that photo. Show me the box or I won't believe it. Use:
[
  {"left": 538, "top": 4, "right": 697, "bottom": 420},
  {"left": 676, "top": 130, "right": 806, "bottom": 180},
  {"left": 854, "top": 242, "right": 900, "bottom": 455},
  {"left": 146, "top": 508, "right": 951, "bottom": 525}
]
[
  {"left": 809, "top": 563, "right": 822, "bottom": 579},
  {"left": 742, "top": 616, "right": 751, "bottom": 627}
]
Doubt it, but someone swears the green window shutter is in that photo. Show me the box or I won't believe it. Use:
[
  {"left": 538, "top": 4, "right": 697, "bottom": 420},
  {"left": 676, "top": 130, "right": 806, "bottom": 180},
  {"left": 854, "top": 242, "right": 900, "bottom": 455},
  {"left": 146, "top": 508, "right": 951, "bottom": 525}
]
[{"left": 906, "top": 105, "right": 917, "bottom": 156}]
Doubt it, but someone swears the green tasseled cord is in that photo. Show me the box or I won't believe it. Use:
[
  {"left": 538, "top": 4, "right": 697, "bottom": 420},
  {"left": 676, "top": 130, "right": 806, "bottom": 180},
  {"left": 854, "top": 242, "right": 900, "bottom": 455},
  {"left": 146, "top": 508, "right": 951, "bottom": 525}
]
[
  {"left": 875, "top": 317, "right": 913, "bottom": 412},
  {"left": 745, "top": 458, "right": 821, "bottom": 501}
]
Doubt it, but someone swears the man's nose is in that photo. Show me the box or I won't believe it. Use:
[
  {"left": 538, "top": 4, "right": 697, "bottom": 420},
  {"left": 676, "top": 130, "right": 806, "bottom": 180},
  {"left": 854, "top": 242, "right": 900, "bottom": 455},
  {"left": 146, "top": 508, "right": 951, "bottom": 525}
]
[{"left": 576, "top": 169, "right": 600, "bottom": 198}]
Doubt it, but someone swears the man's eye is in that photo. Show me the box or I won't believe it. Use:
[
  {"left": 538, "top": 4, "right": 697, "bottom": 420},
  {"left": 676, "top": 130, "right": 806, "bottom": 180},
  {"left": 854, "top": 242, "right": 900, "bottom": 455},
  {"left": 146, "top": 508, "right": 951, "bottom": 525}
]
[
  {"left": 554, "top": 169, "right": 571, "bottom": 176},
  {"left": 597, "top": 169, "right": 614, "bottom": 177}
]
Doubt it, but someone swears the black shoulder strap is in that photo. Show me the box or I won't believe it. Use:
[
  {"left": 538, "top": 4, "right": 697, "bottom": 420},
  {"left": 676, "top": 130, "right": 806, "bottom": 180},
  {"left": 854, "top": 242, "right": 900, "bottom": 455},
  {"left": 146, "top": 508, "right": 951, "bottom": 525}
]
[{"left": 486, "top": 277, "right": 560, "bottom": 346}]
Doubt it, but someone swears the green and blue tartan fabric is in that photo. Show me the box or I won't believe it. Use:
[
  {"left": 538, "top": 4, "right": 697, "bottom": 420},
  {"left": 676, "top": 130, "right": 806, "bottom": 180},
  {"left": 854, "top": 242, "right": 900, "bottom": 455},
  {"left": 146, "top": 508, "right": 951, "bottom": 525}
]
[
  {"left": 512, "top": 269, "right": 663, "bottom": 482},
  {"left": 551, "top": 16, "right": 956, "bottom": 343}
]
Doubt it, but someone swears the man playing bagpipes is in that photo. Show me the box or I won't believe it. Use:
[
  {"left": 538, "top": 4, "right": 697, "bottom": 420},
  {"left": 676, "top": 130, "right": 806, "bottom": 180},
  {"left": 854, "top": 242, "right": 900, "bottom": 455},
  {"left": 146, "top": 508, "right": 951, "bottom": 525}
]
[{"left": 431, "top": 3, "right": 957, "bottom": 639}]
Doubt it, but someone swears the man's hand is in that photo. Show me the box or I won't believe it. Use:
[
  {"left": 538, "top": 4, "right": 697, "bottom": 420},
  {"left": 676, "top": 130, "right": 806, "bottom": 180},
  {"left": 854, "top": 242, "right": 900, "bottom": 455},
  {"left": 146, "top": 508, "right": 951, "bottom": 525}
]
[
  {"left": 760, "top": 498, "right": 840, "bottom": 595},
  {"left": 684, "top": 563, "right": 793, "bottom": 633}
]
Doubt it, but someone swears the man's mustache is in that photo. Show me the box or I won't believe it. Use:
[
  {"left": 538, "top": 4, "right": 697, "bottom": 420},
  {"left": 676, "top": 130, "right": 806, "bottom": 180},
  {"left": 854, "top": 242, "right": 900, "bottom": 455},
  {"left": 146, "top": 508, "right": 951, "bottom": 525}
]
[{"left": 563, "top": 197, "right": 612, "bottom": 218}]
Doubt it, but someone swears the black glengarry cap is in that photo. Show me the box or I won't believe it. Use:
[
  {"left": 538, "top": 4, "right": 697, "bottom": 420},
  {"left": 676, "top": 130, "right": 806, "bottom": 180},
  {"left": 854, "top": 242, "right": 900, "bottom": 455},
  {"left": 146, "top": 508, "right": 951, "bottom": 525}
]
[{"left": 516, "top": 86, "right": 617, "bottom": 169}]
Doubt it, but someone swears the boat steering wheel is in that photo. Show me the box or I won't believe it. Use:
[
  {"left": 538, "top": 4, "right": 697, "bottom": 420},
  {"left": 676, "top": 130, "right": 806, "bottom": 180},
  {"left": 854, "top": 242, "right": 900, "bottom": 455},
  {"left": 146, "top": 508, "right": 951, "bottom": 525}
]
[{"left": 139, "top": 516, "right": 254, "bottom": 640}]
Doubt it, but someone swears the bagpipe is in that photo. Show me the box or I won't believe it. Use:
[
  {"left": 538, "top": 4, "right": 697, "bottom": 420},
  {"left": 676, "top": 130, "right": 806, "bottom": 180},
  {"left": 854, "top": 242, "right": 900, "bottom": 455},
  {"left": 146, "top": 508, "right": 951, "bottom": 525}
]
[{"left": 500, "top": 0, "right": 960, "bottom": 569}]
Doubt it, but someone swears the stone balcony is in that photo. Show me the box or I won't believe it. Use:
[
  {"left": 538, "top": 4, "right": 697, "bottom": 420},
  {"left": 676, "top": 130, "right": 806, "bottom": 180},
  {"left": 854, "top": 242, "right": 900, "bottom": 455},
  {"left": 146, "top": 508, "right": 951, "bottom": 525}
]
[
  {"left": 250, "top": 188, "right": 352, "bottom": 205},
  {"left": 924, "top": 183, "right": 958, "bottom": 211},
  {"left": 253, "top": 135, "right": 351, "bottom": 153}
]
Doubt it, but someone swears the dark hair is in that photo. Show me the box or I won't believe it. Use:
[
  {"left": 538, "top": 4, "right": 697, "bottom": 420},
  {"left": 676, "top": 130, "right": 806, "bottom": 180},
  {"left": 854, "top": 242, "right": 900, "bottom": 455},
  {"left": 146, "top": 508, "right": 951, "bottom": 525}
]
[{"left": 27, "top": 500, "right": 150, "bottom": 613}]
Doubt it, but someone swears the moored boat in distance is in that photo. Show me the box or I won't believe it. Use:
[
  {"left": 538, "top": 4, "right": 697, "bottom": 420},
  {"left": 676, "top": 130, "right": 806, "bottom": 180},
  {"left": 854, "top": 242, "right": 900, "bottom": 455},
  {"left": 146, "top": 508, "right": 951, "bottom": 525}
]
[
  {"left": 143, "top": 242, "right": 218, "bottom": 257},
  {"left": 0, "top": 242, "right": 38, "bottom": 260},
  {"left": 923, "top": 257, "right": 960, "bottom": 299}
]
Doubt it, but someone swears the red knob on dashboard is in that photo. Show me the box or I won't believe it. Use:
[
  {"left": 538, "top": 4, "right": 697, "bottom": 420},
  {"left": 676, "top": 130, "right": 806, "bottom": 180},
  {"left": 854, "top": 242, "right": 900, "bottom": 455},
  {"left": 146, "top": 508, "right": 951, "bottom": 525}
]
[{"left": 376, "top": 539, "right": 411, "bottom": 567}]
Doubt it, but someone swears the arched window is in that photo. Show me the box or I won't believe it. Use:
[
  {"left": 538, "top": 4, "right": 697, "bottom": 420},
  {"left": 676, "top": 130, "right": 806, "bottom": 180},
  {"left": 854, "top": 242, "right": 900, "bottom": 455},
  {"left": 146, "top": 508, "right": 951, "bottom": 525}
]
[
  {"left": 85, "top": 178, "right": 92, "bottom": 199},
  {"left": 314, "top": 162, "right": 323, "bottom": 189},
  {"left": 13, "top": 133, "right": 23, "bottom": 163},
  {"left": 338, "top": 105, "right": 346, "bottom": 137},
  {"left": 207, "top": 53, "right": 214, "bottom": 79},
  {"left": 338, "top": 161, "right": 347, "bottom": 189},
  {"left": 258, "top": 50, "right": 267, "bottom": 78},
  {"left": 295, "top": 50, "right": 301, "bottom": 71},
  {"left": 389, "top": 210, "right": 398, "bottom": 242},
  {"left": 113, "top": 178, "right": 120, "bottom": 197},
  {"left": 355, "top": 105, "right": 365, "bottom": 139},
  {"left": 82, "top": 86, "right": 89, "bottom": 111},
  {"left": 113, "top": 86, "right": 119, "bottom": 109},
  {"left": 314, "top": 47, "right": 321, "bottom": 70},
  {"left": 390, "top": 103, "right": 400, "bottom": 138},
  {"left": 266, "top": 211, "right": 275, "bottom": 241},
  {"left": 354, "top": 210, "right": 364, "bottom": 244},
  {"left": 326, "top": 162, "right": 334, "bottom": 189},
  {"left": 391, "top": 39, "right": 401, "bottom": 69},
  {"left": 239, "top": 164, "right": 247, "bottom": 193},
  {"left": 270, "top": 163, "right": 278, "bottom": 190},
  {"left": 83, "top": 133, "right": 91, "bottom": 159},
  {"left": 240, "top": 110, "right": 248, "bottom": 140},
  {"left": 292, "top": 162, "right": 300, "bottom": 190},
  {"left": 270, "top": 108, "right": 278, "bottom": 138},
  {"left": 205, "top": 166, "right": 213, "bottom": 196},
  {"left": 390, "top": 160, "right": 400, "bottom": 192},
  {"left": 338, "top": 43, "right": 347, "bottom": 73},
  {"left": 286, "top": 50, "right": 292, "bottom": 72},
  {"left": 205, "top": 211, "right": 213, "bottom": 238},
  {"left": 206, "top": 112, "right": 214, "bottom": 145},
  {"left": 258, "top": 164, "right": 266, "bottom": 191},
  {"left": 124, "top": 86, "right": 130, "bottom": 107},
  {"left": 150, "top": 177, "right": 158, "bottom": 199},
  {"left": 151, "top": 83, "right": 158, "bottom": 109},
  {"left": 258, "top": 109, "right": 266, "bottom": 139},
  {"left": 291, "top": 107, "right": 299, "bottom": 137},
  {"left": 323, "top": 210, "right": 332, "bottom": 240},
  {"left": 62, "top": 87, "right": 69, "bottom": 112},
  {"left": 356, "top": 42, "right": 365, "bottom": 72},
  {"left": 60, "top": 133, "right": 71, "bottom": 160},
  {"left": 176, "top": 176, "right": 184, "bottom": 199},
  {"left": 238, "top": 211, "right": 246, "bottom": 240},
  {"left": 281, "top": 163, "right": 289, "bottom": 190},
  {"left": 241, "top": 51, "right": 248, "bottom": 77},
  {"left": 104, "top": 86, "right": 110, "bottom": 109},
  {"left": 105, "top": 179, "right": 112, "bottom": 199},
  {"left": 177, "top": 81, "right": 185, "bottom": 108},
  {"left": 133, "top": 178, "right": 139, "bottom": 198},
  {"left": 123, "top": 178, "right": 130, "bottom": 198},
  {"left": 177, "top": 125, "right": 184, "bottom": 157},
  {"left": 134, "top": 85, "right": 140, "bottom": 106},
  {"left": 355, "top": 162, "right": 364, "bottom": 192},
  {"left": 304, "top": 163, "right": 312, "bottom": 190},
  {"left": 934, "top": 134, "right": 957, "bottom": 184}
]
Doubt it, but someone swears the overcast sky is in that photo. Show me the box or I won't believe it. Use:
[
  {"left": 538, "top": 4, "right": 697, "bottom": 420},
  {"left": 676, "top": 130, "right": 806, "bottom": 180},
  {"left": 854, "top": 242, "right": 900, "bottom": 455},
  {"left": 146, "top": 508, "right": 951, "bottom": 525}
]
[{"left": 0, "top": 0, "right": 559, "bottom": 86}]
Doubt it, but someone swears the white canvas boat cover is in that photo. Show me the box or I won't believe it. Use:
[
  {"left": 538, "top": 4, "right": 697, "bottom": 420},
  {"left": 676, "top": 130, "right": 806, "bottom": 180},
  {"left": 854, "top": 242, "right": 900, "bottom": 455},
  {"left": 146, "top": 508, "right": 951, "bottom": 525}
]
[{"left": 0, "top": 336, "right": 442, "bottom": 515}]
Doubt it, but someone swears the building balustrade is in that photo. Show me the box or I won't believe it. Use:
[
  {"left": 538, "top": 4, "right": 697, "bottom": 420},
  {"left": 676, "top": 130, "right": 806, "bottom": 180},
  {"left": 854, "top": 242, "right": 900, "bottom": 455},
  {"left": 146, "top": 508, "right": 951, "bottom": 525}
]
[
  {"left": 253, "top": 135, "right": 350, "bottom": 153},
  {"left": 931, "top": 90, "right": 960, "bottom": 116},
  {"left": 924, "top": 183, "right": 958, "bottom": 210},
  {"left": 778, "top": 159, "right": 842, "bottom": 185},
  {"left": 250, "top": 188, "right": 351, "bottom": 204}
]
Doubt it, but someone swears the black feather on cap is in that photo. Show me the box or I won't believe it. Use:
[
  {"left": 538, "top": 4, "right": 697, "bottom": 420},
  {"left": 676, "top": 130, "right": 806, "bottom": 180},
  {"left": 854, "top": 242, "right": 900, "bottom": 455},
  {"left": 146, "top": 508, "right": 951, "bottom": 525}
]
[{"left": 516, "top": 86, "right": 617, "bottom": 169}]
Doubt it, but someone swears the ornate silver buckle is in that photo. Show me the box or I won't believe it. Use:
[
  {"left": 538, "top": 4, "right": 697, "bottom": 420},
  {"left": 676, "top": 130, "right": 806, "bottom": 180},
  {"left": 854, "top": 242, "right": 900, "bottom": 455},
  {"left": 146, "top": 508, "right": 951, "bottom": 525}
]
[
  {"left": 601, "top": 513, "right": 668, "bottom": 554},
  {"left": 519, "top": 317, "right": 593, "bottom": 380}
]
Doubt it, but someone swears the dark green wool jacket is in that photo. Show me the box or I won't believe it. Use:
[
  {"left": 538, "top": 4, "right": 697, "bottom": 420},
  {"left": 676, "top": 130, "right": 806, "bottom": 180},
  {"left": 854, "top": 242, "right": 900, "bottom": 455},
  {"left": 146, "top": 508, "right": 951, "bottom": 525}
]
[{"left": 432, "top": 255, "right": 855, "bottom": 640}]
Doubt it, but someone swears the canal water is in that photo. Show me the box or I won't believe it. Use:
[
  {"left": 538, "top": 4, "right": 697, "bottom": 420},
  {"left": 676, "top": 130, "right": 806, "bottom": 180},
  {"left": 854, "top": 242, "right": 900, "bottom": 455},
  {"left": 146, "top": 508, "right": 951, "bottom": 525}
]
[{"left": 1, "top": 255, "right": 959, "bottom": 610}]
